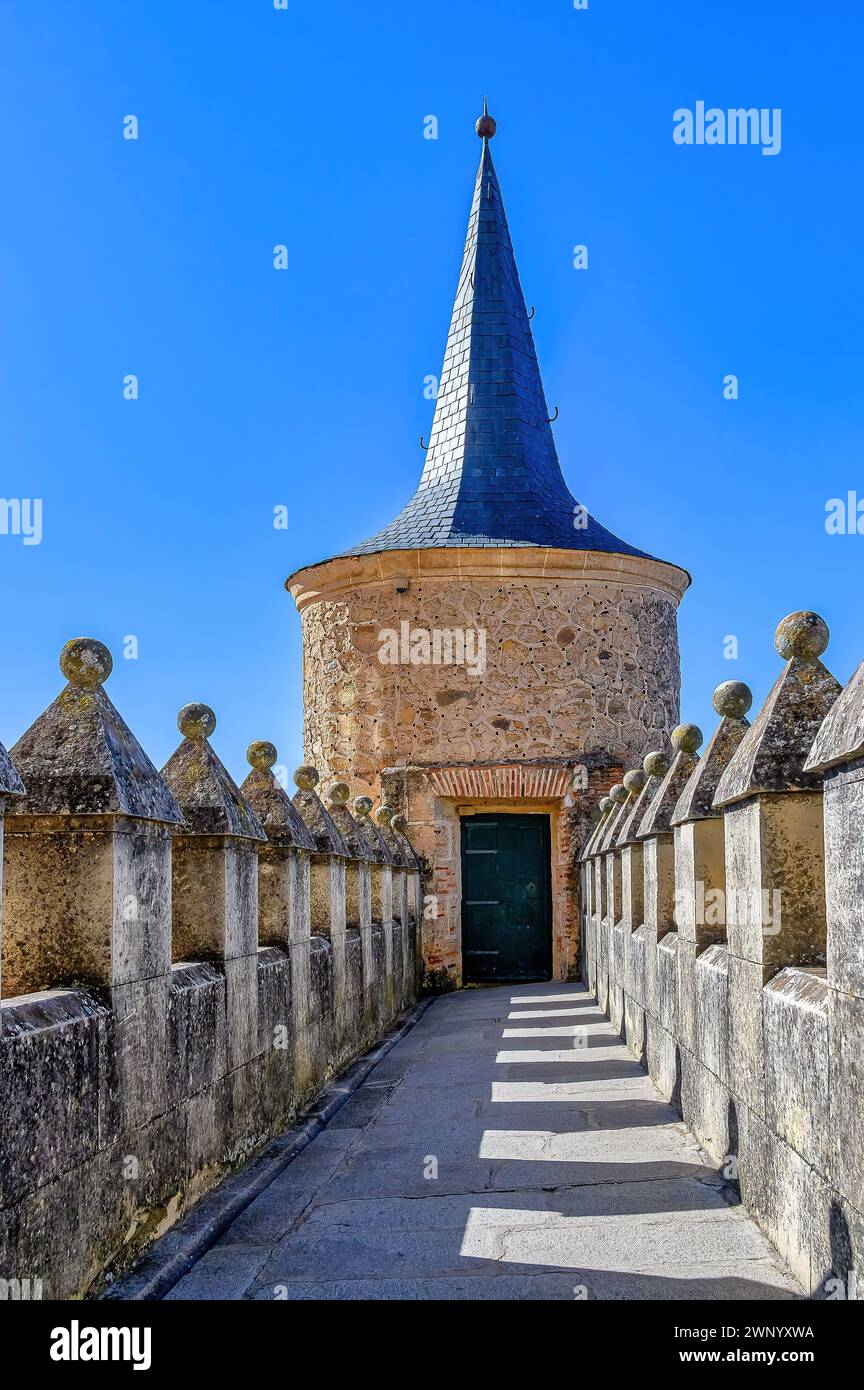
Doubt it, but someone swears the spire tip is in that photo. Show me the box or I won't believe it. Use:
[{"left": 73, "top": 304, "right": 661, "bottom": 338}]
[{"left": 475, "top": 97, "right": 496, "bottom": 140}]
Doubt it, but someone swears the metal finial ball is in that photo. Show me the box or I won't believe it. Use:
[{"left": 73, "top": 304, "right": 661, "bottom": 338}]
[
  {"left": 712, "top": 680, "right": 753, "bottom": 719},
  {"left": 623, "top": 768, "right": 647, "bottom": 795},
  {"left": 391, "top": 813, "right": 408, "bottom": 834},
  {"left": 60, "top": 637, "right": 113, "bottom": 688},
  {"left": 774, "top": 611, "right": 829, "bottom": 662},
  {"left": 609, "top": 783, "right": 628, "bottom": 804},
  {"left": 599, "top": 796, "right": 614, "bottom": 814},
  {"left": 643, "top": 751, "right": 670, "bottom": 779},
  {"left": 247, "top": 740, "right": 277, "bottom": 772},
  {"left": 475, "top": 105, "right": 496, "bottom": 139},
  {"left": 293, "top": 765, "right": 319, "bottom": 791},
  {"left": 353, "top": 795, "right": 373, "bottom": 818},
  {"left": 375, "top": 805, "right": 394, "bottom": 827},
  {"left": 178, "top": 702, "right": 216, "bottom": 741},
  {"left": 327, "top": 781, "right": 350, "bottom": 805},
  {"left": 672, "top": 723, "right": 703, "bottom": 756}
]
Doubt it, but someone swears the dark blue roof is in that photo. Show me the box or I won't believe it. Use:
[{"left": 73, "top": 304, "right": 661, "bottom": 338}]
[{"left": 336, "top": 131, "right": 669, "bottom": 563}]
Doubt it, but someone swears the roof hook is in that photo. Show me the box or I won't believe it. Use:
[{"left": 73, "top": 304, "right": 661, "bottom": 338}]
[
  {"left": 420, "top": 435, "right": 429, "bottom": 450},
  {"left": 528, "top": 306, "right": 535, "bottom": 320},
  {"left": 546, "top": 406, "right": 559, "bottom": 423}
]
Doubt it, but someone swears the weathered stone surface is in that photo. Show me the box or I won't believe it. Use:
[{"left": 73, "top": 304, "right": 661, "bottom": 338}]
[
  {"left": 3, "top": 821, "right": 174, "bottom": 994},
  {"left": 0, "top": 739, "right": 25, "bottom": 799},
  {"left": 638, "top": 732, "right": 701, "bottom": 840},
  {"left": 292, "top": 785, "right": 347, "bottom": 856},
  {"left": 805, "top": 655, "right": 864, "bottom": 773},
  {"left": 620, "top": 842, "right": 643, "bottom": 930},
  {"left": 672, "top": 708, "right": 750, "bottom": 825},
  {"left": 820, "top": 764, "right": 864, "bottom": 998},
  {"left": 599, "top": 786, "right": 628, "bottom": 852},
  {"left": 352, "top": 797, "right": 395, "bottom": 864},
  {"left": 727, "top": 955, "right": 768, "bottom": 1118},
  {"left": 240, "top": 766, "right": 315, "bottom": 851},
  {"left": 763, "top": 967, "right": 829, "bottom": 1175},
  {"left": 618, "top": 757, "right": 667, "bottom": 847},
  {"left": 694, "top": 945, "right": 729, "bottom": 1085},
  {"left": 10, "top": 686, "right": 182, "bottom": 823},
  {"left": 374, "top": 806, "right": 411, "bottom": 869},
  {"left": 674, "top": 817, "right": 726, "bottom": 950},
  {"left": 828, "top": 989, "right": 864, "bottom": 1212},
  {"left": 326, "top": 801, "right": 374, "bottom": 861},
  {"left": 292, "top": 561, "right": 683, "bottom": 788},
  {"left": 171, "top": 837, "right": 259, "bottom": 962},
  {"left": 724, "top": 796, "right": 826, "bottom": 970},
  {"left": 584, "top": 622, "right": 864, "bottom": 1299},
  {"left": 162, "top": 728, "right": 264, "bottom": 841},
  {"left": 580, "top": 803, "right": 608, "bottom": 858},
  {"left": 714, "top": 658, "right": 841, "bottom": 808},
  {"left": 0, "top": 990, "right": 105, "bottom": 1207},
  {"left": 679, "top": 1049, "right": 731, "bottom": 1165},
  {"left": 168, "top": 962, "right": 228, "bottom": 1103},
  {"left": 657, "top": 933, "right": 679, "bottom": 1036}
]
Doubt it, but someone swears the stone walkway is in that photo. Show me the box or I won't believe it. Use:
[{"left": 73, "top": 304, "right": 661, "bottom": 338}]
[{"left": 165, "top": 983, "right": 802, "bottom": 1300}]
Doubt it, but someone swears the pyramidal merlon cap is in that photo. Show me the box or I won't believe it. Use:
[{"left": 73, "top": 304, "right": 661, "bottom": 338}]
[{"left": 326, "top": 105, "right": 682, "bottom": 567}]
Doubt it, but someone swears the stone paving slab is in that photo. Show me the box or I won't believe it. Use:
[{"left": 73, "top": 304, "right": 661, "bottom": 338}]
[
  {"left": 241, "top": 1262, "right": 798, "bottom": 1301},
  {"left": 163, "top": 982, "right": 803, "bottom": 1301}
]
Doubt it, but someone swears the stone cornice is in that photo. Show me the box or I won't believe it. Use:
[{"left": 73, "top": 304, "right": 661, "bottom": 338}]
[{"left": 286, "top": 546, "right": 690, "bottom": 613}]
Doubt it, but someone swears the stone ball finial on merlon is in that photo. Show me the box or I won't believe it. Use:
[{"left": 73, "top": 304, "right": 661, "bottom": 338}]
[
  {"left": 246, "top": 740, "right": 277, "bottom": 772},
  {"left": 623, "top": 768, "right": 648, "bottom": 796},
  {"left": 60, "top": 637, "right": 113, "bottom": 688},
  {"left": 599, "top": 796, "right": 614, "bottom": 814},
  {"left": 391, "top": 813, "right": 408, "bottom": 834},
  {"left": 293, "top": 765, "right": 319, "bottom": 791},
  {"left": 643, "top": 751, "right": 670, "bottom": 779},
  {"left": 375, "top": 804, "right": 393, "bottom": 827},
  {"left": 177, "top": 702, "right": 216, "bottom": 741},
  {"left": 671, "top": 723, "right": 703, "bottom": 756},
  {"left": 353, "top": 795, "right": 373, "bottom": 818},
  {"left": 774, "top": 611, "right": 829, "bottom": 662},
  {"left": 609, "top": 784, "right": 628, "bottom": 804},
  {"left": 326, "top": 781, "right": 350, "bottom": 806},
  {"left": 712, "top": 680, "right": 753, "bottom": 720}
]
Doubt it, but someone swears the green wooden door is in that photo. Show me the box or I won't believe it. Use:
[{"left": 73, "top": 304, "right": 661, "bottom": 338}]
[{"left": 461, "top": 814, "right": 552, "bottom": 983}]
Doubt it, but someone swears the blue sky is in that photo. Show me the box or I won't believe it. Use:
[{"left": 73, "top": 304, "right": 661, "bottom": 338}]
[{"left": 1, "top": 0, "right": 862, "bottom": 781}]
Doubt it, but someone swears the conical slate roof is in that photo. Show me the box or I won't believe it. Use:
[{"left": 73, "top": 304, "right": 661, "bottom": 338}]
[{"left": 340, "top": 109, "right": 665, "bottom": 562}]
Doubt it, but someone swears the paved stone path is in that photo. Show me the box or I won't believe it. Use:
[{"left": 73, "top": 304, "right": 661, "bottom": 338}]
[{"left": 165, "top": 983, "right": 802, "bottom": 1300}]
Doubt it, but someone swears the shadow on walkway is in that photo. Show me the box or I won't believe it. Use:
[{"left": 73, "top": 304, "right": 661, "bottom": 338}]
[{"left": 163, "top": 982, "right": 803, "bottom": 1302}]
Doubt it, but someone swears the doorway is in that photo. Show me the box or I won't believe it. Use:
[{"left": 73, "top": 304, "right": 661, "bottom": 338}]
[{"left": 461, "top": 813, "right": 552, "bottom": 983}]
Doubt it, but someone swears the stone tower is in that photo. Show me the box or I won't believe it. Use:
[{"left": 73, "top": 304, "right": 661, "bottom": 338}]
[{"left": 287, "top": 107, "right": 689, "bottom": 987}]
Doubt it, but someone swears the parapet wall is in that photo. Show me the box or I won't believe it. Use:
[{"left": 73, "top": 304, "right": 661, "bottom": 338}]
[
  {"left": 580, "top": 610, "right": 864, "bottom": 1296},
  {"left": 0, "top": 640, "right": 422, "bottom": 1299}
]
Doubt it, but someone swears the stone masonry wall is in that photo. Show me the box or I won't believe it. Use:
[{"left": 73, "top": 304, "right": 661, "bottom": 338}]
[
  {"left": 0, "top": 640, "right": 421, "bottom": 1299},
  {"left": 581, "top": 611, "right": 864, "bottom": 1296},
  {"left": 290, "top": 548, "right": 684, "bottom": 988},
  {"left": 295, "top": 561, "right": 681, "bottom": 800}
]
